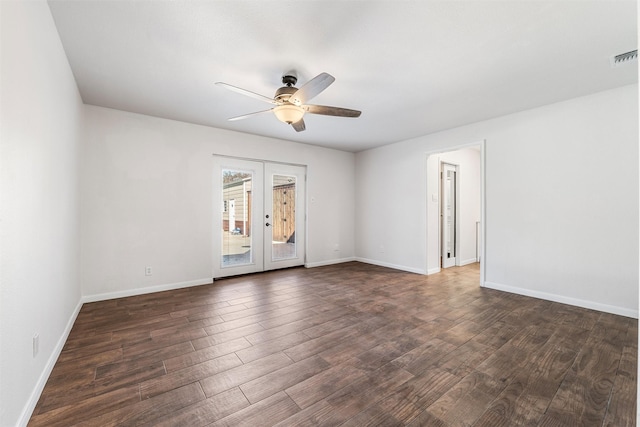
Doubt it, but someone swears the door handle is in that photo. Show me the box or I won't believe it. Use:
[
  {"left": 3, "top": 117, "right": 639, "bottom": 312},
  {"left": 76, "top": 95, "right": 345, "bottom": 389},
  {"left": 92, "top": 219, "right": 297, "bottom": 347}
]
[{"left": 266, "top": 223, "right": 271, "bottom": 227}]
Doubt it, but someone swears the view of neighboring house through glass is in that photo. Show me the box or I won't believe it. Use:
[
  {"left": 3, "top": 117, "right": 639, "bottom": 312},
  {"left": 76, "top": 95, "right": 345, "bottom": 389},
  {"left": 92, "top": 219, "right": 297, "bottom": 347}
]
[{"left": 221, "top": 169, "right": 252, "bottom": 267}]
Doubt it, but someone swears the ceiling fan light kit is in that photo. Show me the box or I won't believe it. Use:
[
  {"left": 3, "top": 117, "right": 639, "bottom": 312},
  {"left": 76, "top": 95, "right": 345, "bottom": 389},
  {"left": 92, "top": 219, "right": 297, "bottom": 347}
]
[
  {"left": 216, "top": 72, "right": 361, "bottom": 132},
  {"left": 273, "top": 104, "right": 305, "bottom": 125}
]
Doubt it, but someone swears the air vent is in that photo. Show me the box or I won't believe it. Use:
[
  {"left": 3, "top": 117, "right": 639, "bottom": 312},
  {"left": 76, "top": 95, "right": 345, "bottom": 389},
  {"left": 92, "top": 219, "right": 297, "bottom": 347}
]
[{"left": 611, "top": 50, "right": 638, "bottom": 68}]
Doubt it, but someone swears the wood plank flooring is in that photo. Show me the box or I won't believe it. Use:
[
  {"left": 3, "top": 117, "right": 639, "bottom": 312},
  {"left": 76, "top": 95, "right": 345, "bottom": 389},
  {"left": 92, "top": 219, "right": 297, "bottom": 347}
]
[{"left": 29, "top": 262, "right": 637, "bottom": 426}]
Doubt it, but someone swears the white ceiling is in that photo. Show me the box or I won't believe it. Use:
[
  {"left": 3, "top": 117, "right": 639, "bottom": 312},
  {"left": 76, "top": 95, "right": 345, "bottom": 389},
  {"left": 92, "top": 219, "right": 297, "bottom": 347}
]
[{"left": 48, "top": 0, "right": 637, "bottom": 152}]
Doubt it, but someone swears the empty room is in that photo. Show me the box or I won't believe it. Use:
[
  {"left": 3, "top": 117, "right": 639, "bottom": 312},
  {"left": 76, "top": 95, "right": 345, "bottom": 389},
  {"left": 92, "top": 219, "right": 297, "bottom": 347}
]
[{"left": 1, "top": 1, "right": 638, "bottom": 426}]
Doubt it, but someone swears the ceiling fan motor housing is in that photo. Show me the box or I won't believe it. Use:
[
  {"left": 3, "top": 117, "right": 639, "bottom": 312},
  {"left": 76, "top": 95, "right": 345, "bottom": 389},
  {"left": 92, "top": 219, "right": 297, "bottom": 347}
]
[
  {"left": 274, "top": 86, "right": 297, "bottom": 103},
  {"left": 275, "top": 76, "right": 303, "bottom": 124}
]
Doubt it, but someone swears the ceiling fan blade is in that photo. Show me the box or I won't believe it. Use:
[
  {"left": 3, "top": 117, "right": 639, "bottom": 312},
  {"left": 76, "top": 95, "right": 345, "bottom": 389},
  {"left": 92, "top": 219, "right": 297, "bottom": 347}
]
[
  {"left": 228, "top": 109, "right": 273, "bottom": 121},
  {"left": 303, "top": 104, "right": 361, "bottom": 118},
  {"left": 288, "top": 72, "right": 335, "bottom": 106},
  {"left": 291, "top": 118, "right": 306, "bottom": 132},
  {"left": 215, "top": 82, "right": 276, "bottom": 105}
]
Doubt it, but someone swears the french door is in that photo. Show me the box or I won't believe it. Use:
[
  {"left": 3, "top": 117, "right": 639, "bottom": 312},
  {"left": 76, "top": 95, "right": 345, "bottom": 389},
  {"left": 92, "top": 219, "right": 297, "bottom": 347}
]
[{"left": 212, "top": 156, "right": 306, "bottom": 278}]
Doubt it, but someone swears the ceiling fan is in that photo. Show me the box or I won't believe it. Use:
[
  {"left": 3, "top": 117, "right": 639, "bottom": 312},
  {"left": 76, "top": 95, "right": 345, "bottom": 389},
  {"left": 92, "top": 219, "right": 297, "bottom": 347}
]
[{"left": 215, "top": 72, "right": 361, "bottom": 132}]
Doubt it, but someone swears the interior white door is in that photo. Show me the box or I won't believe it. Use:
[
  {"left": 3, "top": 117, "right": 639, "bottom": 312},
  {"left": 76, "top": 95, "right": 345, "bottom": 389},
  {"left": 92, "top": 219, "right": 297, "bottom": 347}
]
[
  {"left": 213, "top": 157, "right": 306, "bottom": 278},
  {"left": 264, "top": 163, "right": 306, "bottom": 271},
  {"left": 441, "top": 163, "right": 457, "bottom": 268}
]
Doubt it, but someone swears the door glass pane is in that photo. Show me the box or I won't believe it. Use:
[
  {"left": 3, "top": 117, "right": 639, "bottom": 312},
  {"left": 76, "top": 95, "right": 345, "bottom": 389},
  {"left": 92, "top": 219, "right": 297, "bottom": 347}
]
[
  {"left": 271, "top": 174, "right": 296, "bottom": 260},
  {"left": 222, "top": 169, "right": 253, "bottom": 267}
]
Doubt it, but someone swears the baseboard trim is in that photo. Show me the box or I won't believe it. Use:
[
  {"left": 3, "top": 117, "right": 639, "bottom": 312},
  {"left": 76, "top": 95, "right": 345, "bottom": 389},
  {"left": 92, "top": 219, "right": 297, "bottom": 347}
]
[
  {"left": 484, "top": 281, "right": 638, "bottom": 319},
  {"left": 355, "top": 257, "right": 426, "bottom": 275},
  {"left": 18, "top": 298, "right": 83, "bottom": 427},
  {"left": 82, "top": 278, "right": 213, "bottom": 304},
  {"left": 305, "top": 257, "right": 356, "bottom": 268},
  {"left": 427, "top": 267, "right": 441, "bottom": 275},
  {"left": 458, "top": 258, "right": 478, "bottom": 267}
]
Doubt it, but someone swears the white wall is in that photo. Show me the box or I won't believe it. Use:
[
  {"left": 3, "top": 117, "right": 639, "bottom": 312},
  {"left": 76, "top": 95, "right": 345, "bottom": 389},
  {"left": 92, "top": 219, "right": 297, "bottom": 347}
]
[
  {"left": 81, "top": 106, "right": 355, "bottom": 299},
  {"left": 426, "top": 147, "right": 481, "bottom": 273},
  {"left": 0, "top": 1, "right": 84, "bottom": 425},
  {"left": 355, "top": 84, "right": 638, "bottom": 317},
  {"left": 355, "top": 143, "right": 427, "bottom": 273}
]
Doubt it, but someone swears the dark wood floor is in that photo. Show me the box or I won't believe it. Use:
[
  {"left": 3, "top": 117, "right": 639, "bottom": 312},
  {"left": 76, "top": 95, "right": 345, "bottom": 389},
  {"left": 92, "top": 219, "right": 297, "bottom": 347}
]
[{"left": 29, "top": 262, "right": 637, "bottom": 426}]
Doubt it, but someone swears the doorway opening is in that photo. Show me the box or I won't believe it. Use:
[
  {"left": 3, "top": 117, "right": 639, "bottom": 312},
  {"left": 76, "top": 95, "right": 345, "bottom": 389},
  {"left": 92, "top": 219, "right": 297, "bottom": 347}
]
[{"left": 426, "top": 142, "right": 484, "bottom": 283}]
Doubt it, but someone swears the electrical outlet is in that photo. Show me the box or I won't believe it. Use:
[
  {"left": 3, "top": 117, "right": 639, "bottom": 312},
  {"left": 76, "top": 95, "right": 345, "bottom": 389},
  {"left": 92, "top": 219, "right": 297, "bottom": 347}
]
[
  {"left": 145, "top": 266, "right": 152, "bottom": 276},
  {"left": 33, "top": 334, "right": 39, "bottom": 357}
]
